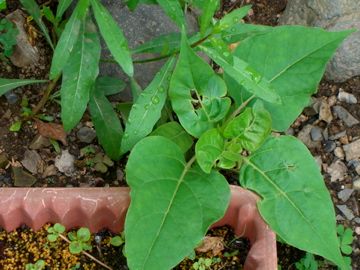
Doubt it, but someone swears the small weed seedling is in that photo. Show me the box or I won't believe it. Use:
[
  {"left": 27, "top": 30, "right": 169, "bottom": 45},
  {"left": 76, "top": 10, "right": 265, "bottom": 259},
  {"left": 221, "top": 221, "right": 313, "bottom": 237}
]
[
  {"left": 295, "top": 253, "right": 319, "bottom": 270},
  {"left": 25, "top": 260, "right": 46, "bottom": 270},
  {"left": 337, "top": 225, "right": 354, "bottom": 267},
  {"left": 47, "top": 223, "right": 112, "bottom": 270},
  {"left": 192, "top": 257, "right": 213, "bottom": 270}
]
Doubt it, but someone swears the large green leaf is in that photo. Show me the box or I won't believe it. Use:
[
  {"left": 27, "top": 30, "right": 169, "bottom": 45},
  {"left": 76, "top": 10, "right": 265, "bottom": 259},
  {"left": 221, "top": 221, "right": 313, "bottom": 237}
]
[
  {"left": 151, "top": 121, "right": 193, "bottom": 153},
  {"left": 232, "top": 26, "right": 353, "bottom": 131},
  {"left": 222, "top": 23, "right": 271, "bottom": 44},
  {"left": 156, "top": 0, "right": 186, "bottom": 29},
  {"left": 169, "top": 31, "right": 231, "bottom": 138},
  {"left": 125, "top": 136, "right": 230, "bottom": 270},
  {"left": 240, "top": 136, "right": 346, "bottom": 269},
  {"left": 50, "top": 0, "right": 89, "bottom": 79},
  {"left": 61, "top": 16, "right": 101, "bottom": 131},
  {"left": 19, "top": 0, "right": 54, "bottom": 49},
  {"left": 121, "top": 57, "right": 175, "bottom": 153},
  {"left": 56, "top": 0, "right": 73, "bottom": 19},
  {"left": 224, "top": 101, "right": 272, "bottom": 151},
  {"left": 89, "top": 85, "right": 123, "bottom": 160},
  {"left": 0, "top": 79, "right": 47, "bottom": 97},
  {"left": 91, "top": 0, "right": 133, "bottom": 77},
  {"left": 132, "top": 33, "right": 181, "bottom": 55},
  {"left": 200, "top": 44, "right": 280, "bottom": 104}
]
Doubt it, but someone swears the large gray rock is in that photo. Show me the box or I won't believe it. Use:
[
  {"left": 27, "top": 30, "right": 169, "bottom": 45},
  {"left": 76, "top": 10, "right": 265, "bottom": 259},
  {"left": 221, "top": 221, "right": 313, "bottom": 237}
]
[
  {"left": 280, "top": 0, "right": 360, "bottom": 82},
  {"left": 99, "top": 1, "right": 198, "bottom": 100}
]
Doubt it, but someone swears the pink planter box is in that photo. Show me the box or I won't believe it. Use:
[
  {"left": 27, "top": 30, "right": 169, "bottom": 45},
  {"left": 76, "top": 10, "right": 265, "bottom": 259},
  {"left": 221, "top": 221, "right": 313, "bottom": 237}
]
[{"left": 0, "top": 185, "right": 276, "bottom": 269}]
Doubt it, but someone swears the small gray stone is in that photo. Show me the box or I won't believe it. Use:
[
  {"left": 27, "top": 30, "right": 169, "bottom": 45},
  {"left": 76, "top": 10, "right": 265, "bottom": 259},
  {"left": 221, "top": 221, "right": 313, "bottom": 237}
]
[
  {"left": 327, "top": 160, "right": 348, "bottom": 182},
  {"left": 55, "top": 150, "right": 75, "bottom": 176},
  {"left": 337, "top": 188, "right": 354, "bottom": 202},
  {"left": 354, "top": 217, "right": 360, "bottom": 224},
  {"left": 323, "top": 140, "right": 336, "bottom": 153},
  {"left": 319, "top": 99, "right": 333, "bottom": 123},
  {"left": 329, "top": 130, "right": 347, "bottom": 140},
  {"left": 4, "top": 92, "right": 19, "bottom": 104},
  {"left": 334, "top": 147, "right": 345, "bottom": 160},
  {"left": 310, "top": 126, "right": 323, "bottom": 141},
  {"left": 29, "top": 135, "right": 51, "bottom": 150},
  {"left": 343, "top": 139, "right": 360, "bottom": 161},
  {"left": 336, "top": 204, "right": 355, "bottom": 220},
  {"left": 353, "top": 178, "right": 360, "bottom": 190},
  {"left": 21, "top": 150, "right": 43, "bottom": 174},
  {"left": 117, "top": 168, "right": 124, "bottom": 182},
  {"left": 336, "top": 214, "right": 345, "bottom": 221},
  {"left": 332, "top": 105, "right": 359, "bottom": 127},
  {"left": 338, "top": 91, "right": 357, "bottom": 104},
  {"left": 297, "top": 124, "right": 321, "bottom": 149},
  {"left": 76, "top": 127, "right": 97, "bottom": 143}
]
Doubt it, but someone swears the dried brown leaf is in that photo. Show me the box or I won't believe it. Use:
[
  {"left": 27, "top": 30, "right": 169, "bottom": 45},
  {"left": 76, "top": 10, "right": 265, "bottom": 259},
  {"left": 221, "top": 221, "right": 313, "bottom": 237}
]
[
  {"left": 196, "top": 236, "right": 224, "bottom": 256},
  {"left": 35, "top": 119, "right": 67, "bottom": 146}
]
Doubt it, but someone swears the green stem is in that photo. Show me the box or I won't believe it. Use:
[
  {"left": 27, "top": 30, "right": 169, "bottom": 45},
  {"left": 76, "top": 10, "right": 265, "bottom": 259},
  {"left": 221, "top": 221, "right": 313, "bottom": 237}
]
[
  {"left": 31, "top": 74, "right": 61, "bottom": 117},
  {"left": 101, "top": 33, "right": 213, "bottom": 65},
  {"left": 229, "top": 94, "right": 256, "bottom": 120}
]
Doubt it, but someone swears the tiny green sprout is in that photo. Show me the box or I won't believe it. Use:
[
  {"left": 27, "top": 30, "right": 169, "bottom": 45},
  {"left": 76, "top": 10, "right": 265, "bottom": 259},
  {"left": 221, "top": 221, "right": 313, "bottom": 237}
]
[
  {"left": 70, "top": 263, "right": 81, "bottom": 270},
  {"left": 80, "top": 145, "right": 96, "bottom": 156},
  {"left": 25, "top": 259, "right": 46, "bottom": 270},
  {"left": 295, "top": 252, "right": 319, "bottom": 270},
  {"left": 49, "top": 138, "right": 61, "bottom": 154},
  {"left": 9, "top": 120, "right": 22, "bottom": 132},
  {"left": 192, "top": 257, "right": 213, "bottom": 270},
  {"left": 337, "top": 225, "right": 354, "bottom": 255},
  {"left": 110, "top": 235, "right": 124, "bottom": 247},
  {"left": 47, "top": 223, "right": 65, "bottom": 242},
  {"left": 68, "top": 227, "right": 92, "bottom": 254}
]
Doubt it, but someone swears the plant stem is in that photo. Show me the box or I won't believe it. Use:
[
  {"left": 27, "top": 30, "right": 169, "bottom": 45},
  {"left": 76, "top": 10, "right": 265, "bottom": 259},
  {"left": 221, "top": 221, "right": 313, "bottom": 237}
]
[
  {"left": 31, "top": 74, "right": 61, "bottom": 116},
  {"left": 102, "top": 33, "right": 213, "bottom": 65},
  {"left": 229, "top": 94, "right": 256, "bottom": 120},
  {"left": 58, "top": 234, "right": 113, "bottom": 270}
]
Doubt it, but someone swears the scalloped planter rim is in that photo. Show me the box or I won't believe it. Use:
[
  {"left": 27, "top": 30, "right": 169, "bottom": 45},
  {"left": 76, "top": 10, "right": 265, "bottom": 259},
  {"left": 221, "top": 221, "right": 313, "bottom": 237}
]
[{"left": 0, "top": 185, "right": 276, "bottom": 269}]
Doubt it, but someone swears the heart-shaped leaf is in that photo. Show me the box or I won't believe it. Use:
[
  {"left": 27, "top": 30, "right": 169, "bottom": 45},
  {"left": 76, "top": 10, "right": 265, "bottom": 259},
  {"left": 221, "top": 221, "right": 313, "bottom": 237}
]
[
  {"left": 169, "top": 31, "right": 231, "bottom": 137},
  {"left": 240, "top": 136, "right": 346, "bottom": 269},
  {"left": 125, "top": 136, "right": 230, "bottom": 270},
  {"left": 231, "top": 26, "right": 353, "bottom": 131}
]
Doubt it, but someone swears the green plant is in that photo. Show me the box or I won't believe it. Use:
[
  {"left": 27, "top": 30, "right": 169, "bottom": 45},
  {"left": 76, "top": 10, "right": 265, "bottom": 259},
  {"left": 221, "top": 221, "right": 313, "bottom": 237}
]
[
  {"left": 192, "top": 257, "right": 213, "bottom": 270},
  {"left": 337, "top": 225, "right": 353, "bottom": 268},
  {"left": 295, "top": 253, "right": 319, "bottom": 270},
  {"left": 0, "top": 17, "right": 18, "bottom": 57},
  {"left": 25, "top": 259, "right": 46, "bottom": 270},
  {"left": 47, "top": 223, "right": 112, "bottom": 270},
  {"left": 0, "top": 0, "right": 355, "bottom": 269}
]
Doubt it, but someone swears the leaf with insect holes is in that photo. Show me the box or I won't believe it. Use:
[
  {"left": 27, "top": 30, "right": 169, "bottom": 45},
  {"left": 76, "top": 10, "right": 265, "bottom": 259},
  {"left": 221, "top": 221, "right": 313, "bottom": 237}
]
[
  {"left": 91, "top": 0, "right": 133, "bottom": 77},
  {"left": 35, "top": 120, "right": 67, "bottom": 146},
  {"left": 61, "top": 15, "right": 101, "bottom": 131},
  {"left": 19, "top": 0, "right": 54, "bottom": 49},
  {"left": 169, "top": 30, "right": 231, "bottom": 138},
  {"left": 0, "top": 79, "right": 47, "bottom": 97},
  {"left": 223, "top": 101, "right": 272, "bottom": 152},
  {"left": 151, "top": 121, "right": 193, "bottom": 153},
  {"left": 50, "top": 0, "right": 90, "bottom": 79},
  {"left": 125, "top": 136, "right": 230, "bottom": 270},
  {"left": 121, "top": 57, "right": 175, "bottom": 153}
]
